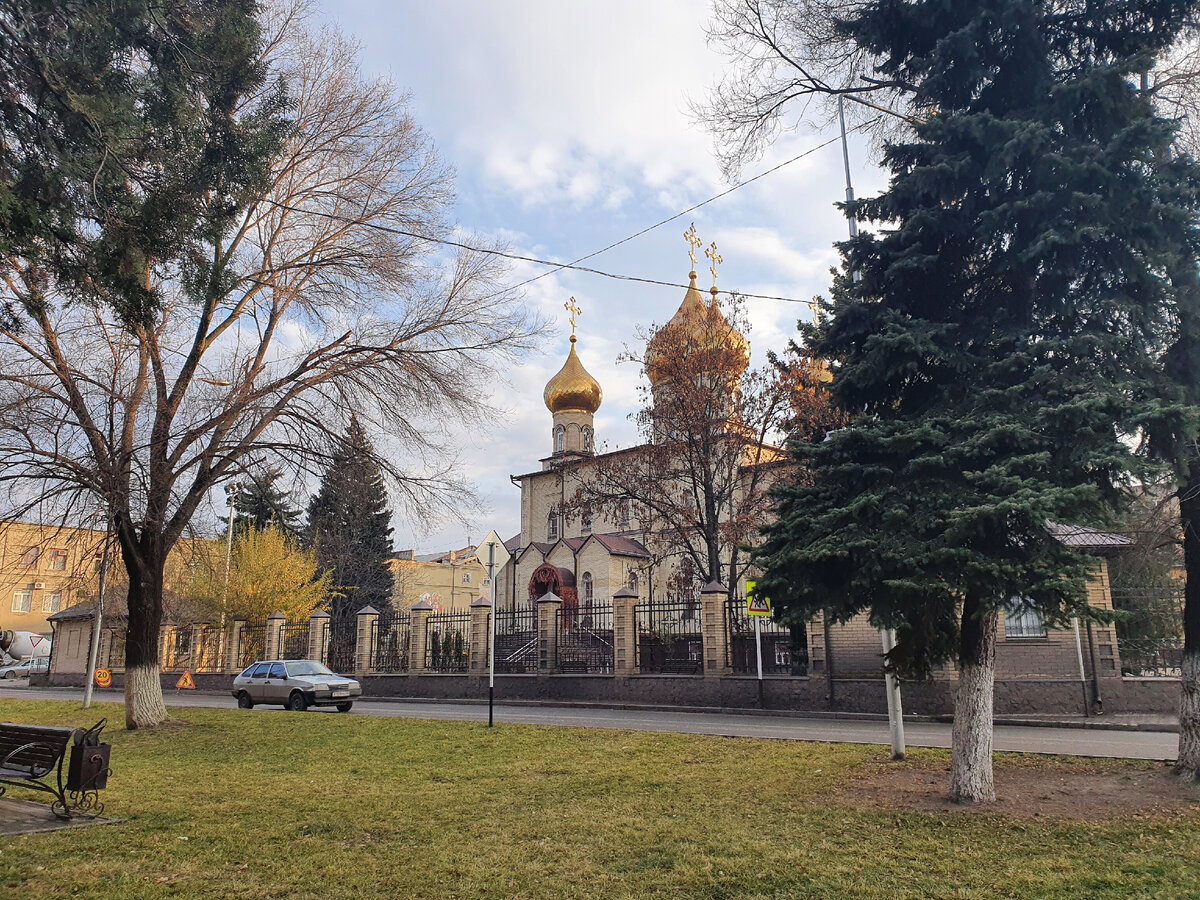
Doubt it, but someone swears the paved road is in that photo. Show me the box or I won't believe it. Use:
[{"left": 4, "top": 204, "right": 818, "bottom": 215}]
[{"left": 0, "top": 685, "right": 1178, "bottom": 761}]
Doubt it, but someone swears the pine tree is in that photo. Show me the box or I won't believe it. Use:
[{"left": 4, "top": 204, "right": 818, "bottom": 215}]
[
  {"left": 306, "top": 418, "right": 395, "bottom": 645},
  {"left": 234, "top": 470, "right": 302, "bottom": 539},
  {"left": 755, "top": 0, "right": 1200, "bottom": 802}
]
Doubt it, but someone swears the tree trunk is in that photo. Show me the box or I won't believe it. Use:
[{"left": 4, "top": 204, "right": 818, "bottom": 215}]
[
  {"left": 950, "top": 594, "right": 998, "bottom": 803},
  {"left": 120, "top": 535, "right": 169, "bottom": 729},
  {"left": 1177, "top": 458, "right": 1200, "bottom": 779}
]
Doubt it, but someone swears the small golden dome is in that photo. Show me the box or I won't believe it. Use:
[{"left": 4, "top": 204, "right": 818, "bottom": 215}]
[
  {"left": 544, "top": 335, "right": 602, "bottom": 414},
  {"left": 646, "top": 272, "right": 750, "bottom": 386}
]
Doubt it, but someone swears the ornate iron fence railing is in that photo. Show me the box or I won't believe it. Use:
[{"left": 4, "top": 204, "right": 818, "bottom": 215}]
[
  {"left": 634, "top": 598, "right": 703, "bottom": 674},
  {"left": 324, "top": 619, "right": 357, "bottom": 674},
  {"left": 371, "top": 611, "right": 412, "bottom": 673},
  {"left": 557, "top": 602, "right": 613, "bottom": 673},
  {"left": 161, "top": 627, "right": 192, "bottom": 671},
  {"left": 193, "top": 625, "right": 224, "bottom": 672},
  {"left": 494, "top": 603, "right": 537, "bottom": 674},
  {"left": 235, "top": 623, "right": 268, "bottom": 669},
  {"left": 279, "top": 623, "right": 309, "bottom": 660},
  {"left": 426, "top": 611, "right": 470, "bottom": 673},
  {"left": 724, "top": 599, "right": 808, "bottom": 676}
]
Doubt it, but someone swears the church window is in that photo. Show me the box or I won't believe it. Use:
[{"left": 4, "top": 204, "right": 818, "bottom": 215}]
[
  {"left": 582, "top": 426, "right": 592, "bottom": 452},
  {"left": 555, "top": 425, "right": 565, "bottom": 453},
  {"left": 581, "top": 511, "right": 592, "bottom": 534},
  {"left": 582, "top": 572, "right": 593, "bottom": 604},
  {"left": 548, "top": 508, "right": 560, "bottom": 541},
  {"left": 627, "top": 571, "right": 638, "bottom": 594},
  {"left": 618, "top": 500, "right": 630, "bottom": 526}
]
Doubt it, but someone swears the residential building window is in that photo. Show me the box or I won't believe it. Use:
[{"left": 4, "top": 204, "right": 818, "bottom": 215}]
[
  {"left": 582, "top": 571, "right": 593, "bottom": 604},
  {"left": 548, "top": 508, "right": 560, "bottom": 541},
  {"left": 1004, "top": 599, "right": 1045, "bottom": 638},
  {"left": 42, "top": 591, "right": 62, "bottom": 614},
  {"left": 47, "top": 549, "right": 67, "bottom": 571},
  {"left": 12, "top": 586, "right": 33, "bottom": 613},
  {"left": 461, "top": 572, "right": 471, "bottom": 586},
  {"left": 20, "top": 546, "right": 38, "bottom": 568}
]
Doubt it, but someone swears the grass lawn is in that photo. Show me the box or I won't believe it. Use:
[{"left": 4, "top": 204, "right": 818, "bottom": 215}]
[{"left": 0, "top": 699, "right": 1196, "bottom": 899}]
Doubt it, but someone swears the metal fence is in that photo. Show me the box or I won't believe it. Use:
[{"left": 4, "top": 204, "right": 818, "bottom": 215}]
[
  {"left": 634, "top": 598, "right": 703, "bottom": 674},
  {"left": 1111, "top": 586, "right": 1184, "bottom": 677},
  {"left": 279, "top": 622, "right": 309, "bottom": 660},
  {"left": 193, "top": 625, "right": 224, "bottom": 672},
  {"left": 371, "top": 611, "right": 412, "bottom": 673},
  {"left": 426, "top": 611, "right": 470, "bottom": 673},
  {"left": 724, "top": 599, "right": 807, "bottom": 675},
  {"left": 1121, "top": 648, "right": 1183, "bottom": 678},
  {"left": 557, "top": 602, "right": 613, "bottom": 673},
  {"left": 235, "top": 622, "right": 268, "bottom": 669},
  {"left": 323, "top": 618, "right": 357, "bottom": 674},
  {"left": 162, "top": 627, "right": 192, "bottom": 671},
  {"left": 494, "top": 602, "right": 537, "bottom": 674}
]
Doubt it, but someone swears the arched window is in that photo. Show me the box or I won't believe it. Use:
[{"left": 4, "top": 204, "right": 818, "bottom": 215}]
[
  {"left": 582, "top": 426, "right": 592, "bottom": 452},
  {"left": 627, "top": 571, "right": 638, "bottom": 594},
  {"left": 548, "top": 508, "right": 560, "bottom": 541},
  {"left": 555, "top": 425, "right": 565, "bottom": 453},
  {"left": 582, "top": 571, "right": 593, "bottom": 604},
  {"left": 581, "top": 510, "right": 592, "bottom": 534}
]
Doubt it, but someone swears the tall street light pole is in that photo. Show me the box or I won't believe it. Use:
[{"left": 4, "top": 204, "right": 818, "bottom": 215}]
[{"left": 221, "top": 483, "right": 242, "bottom": 637}]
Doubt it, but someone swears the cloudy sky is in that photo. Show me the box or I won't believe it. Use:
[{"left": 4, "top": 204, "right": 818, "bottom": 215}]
[{"left": 313, "top": 0, "right": 886, "bottom": 552}]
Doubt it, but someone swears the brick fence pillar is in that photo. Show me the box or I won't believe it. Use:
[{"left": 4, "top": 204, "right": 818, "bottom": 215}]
[
  {"left": 700, "top": 580, "right": 730, "bottom": 676},
  {"left": 265, "top": 612, "right": 286, "bottom": 661},
  {"left": 537, "top": 591, "right": 562, "bottom": 673},
  {"left": 308, "top": 610, "right": 330, "bottom": 663},
  {"left": 409, "top": 600, "right": 432, "bottom": 673},
  {"left": 355, "top": 606, "right": 379, "bottom": 677},
  {"left": 469, "top": 596, "right": 491, "bottom": 675},
  {"left": 612, "top": 585, "right": 638, "bottom": 674},
  {"left": 227, "top": 619, "right": 246, "bottom": 672}
]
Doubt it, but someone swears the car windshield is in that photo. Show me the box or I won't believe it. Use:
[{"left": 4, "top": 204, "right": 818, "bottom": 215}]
[{"left": 285, "top": 660, "right": 334, "bottom": 677}]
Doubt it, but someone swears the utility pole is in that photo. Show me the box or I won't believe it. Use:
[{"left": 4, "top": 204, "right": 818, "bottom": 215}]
[{"left": 82, "top": 512, "right": 113, "bottom": 710}]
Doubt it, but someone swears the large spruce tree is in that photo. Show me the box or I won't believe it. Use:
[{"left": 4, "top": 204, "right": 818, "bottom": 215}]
[
  {"left": 755, "top": 0, "right": 1200, "bottom": 802},
  {"left": 306, "top": 418, "right": 395, "bottom": 646}
]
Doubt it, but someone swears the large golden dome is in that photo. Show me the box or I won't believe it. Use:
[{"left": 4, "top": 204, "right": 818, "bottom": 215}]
[
  {"left": 544, "top": 335, "right": 602, "bottom": 414},
  {"left": 646, "top": 272, "right": 750, "bottom": 386}
]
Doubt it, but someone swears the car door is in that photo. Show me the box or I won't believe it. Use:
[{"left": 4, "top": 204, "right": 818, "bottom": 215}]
[
  {"left": 266, "top": 662, "right": 288, "bottom": 703},
  {"left": 247, "top": 662, "right": 272, "bottom": 703}
]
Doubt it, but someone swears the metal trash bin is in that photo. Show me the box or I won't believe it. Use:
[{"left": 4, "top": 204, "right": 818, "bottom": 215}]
[{"left": 67, "top": 718, "right": 110, "bottom": 792}]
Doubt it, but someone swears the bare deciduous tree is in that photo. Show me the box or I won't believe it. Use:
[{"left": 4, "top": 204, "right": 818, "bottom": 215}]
[{"left": 0, "top": 4, "right": 539, "bottom": 727}]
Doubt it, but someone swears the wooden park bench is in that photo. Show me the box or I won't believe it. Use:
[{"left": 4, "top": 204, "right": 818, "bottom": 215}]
[{"left": 0, "top": 719, "right": 110, "bottom": 818}]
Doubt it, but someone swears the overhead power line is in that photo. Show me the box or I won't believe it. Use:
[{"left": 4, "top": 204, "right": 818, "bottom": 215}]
[{"left": 267, "top": 116, "right": 882, "bottom": 305}]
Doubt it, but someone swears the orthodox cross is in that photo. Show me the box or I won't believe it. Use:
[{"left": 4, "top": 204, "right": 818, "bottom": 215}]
[
  {"left": 704, "top": 241, "right": 723, "bottom": 290},
  {"left": 805, "top": 297, "right": 821, "bottom": 320},
  {"left": 684, "top": 223, "right": 702, "bottom": 270},
  {"left": 564, "top": 296, "right": 581, "bottom": 336}
]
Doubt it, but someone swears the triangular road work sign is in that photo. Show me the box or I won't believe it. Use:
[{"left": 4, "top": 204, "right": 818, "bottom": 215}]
[
  {"left": 745, "top": 580, "right": 772, "bottom": 617},
  {"left": 176, "top": 670, "right": 196, "bottom": 690}
]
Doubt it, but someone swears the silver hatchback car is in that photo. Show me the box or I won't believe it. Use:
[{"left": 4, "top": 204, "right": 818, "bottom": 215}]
[{"left": 232, "top": 659, "right": 361, "bottom": 712}]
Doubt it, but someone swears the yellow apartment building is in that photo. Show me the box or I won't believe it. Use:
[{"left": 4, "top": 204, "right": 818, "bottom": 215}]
[
  {"left": 0, "top": 520, "right": 107, "bottom": 636},
  {"left": 391, "top": 547, "right": 490, "bottom": 614}
]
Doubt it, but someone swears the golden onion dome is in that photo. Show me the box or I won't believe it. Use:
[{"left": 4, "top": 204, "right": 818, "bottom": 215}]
[
  {"left": 544, "top": 335, "right": 602, "bottom": 414},
  {"left": 646, "top": 272, "right": 750, "bottom": 386}
]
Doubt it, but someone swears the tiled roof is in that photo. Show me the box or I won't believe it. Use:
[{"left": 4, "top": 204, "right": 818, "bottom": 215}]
[{"left": 589, "top": 533, "right": 651, "bottom": 558}]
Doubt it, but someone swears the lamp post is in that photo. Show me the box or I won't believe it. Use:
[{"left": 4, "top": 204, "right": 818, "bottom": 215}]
[{"left": 221, "top": 482, "right": 242, "bottom": 635}]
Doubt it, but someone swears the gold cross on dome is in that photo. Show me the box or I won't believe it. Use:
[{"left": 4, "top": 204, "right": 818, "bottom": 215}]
[
  {"left": 705, "top": 241, "right": 723, "bottom": 289},
  {"left": 805, "top": 297, "right": 821, "bottom": 319},
  {"left": 564, "top": 296, "right": 581, "bottom": 335},
  {"left": 684, "top": 223, "right": 702, "bottom": 269}
]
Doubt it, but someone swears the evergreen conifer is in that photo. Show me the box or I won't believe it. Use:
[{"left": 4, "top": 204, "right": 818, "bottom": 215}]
[
  {"left": 755, "top": 0, "right": 1200, "bottom": 802},
  {"left": 306, "top": 418, "right": 395, "bottom": 646}
]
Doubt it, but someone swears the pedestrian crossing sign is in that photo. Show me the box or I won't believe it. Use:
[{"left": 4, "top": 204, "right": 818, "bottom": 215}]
[
  {"left": 176, "top": 670, "right": 196, "bottom": 690},
  {"left": 745, "top": 580, "right": 771, "bottom": 617}
]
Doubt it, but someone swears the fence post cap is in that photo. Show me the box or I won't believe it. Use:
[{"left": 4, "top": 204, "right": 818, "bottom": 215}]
[
  {"left": 470, "top": 596, "right": 492, "bottom": 608},
  {"left": 356, "top": 605, "right": 380, "bottom": 616},
  {"left": 700, "top": 580, "right": 728, "bottom": 596},
  {"left": 612, "top": 585, "right": 638, "bottom": 599},
  {"left": 536, "top": 590, "right": 562, "bottom": 604},
  {"left": 410, "top": 599, "right": 433, "bottom": 611},
  {"left": 308, "top": 609, "right": 331, "bottom": 620},
  {"left": 267, "top": 611, "right": 287, "bottom": 621}
]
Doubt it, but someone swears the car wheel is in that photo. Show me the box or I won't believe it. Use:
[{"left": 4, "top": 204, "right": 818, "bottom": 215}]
[
  {"left": 4, "top": 671, "right": 15, "bottom": 680},
  {"left": 336, "top": 701, "right": 353, "bottom": 713},
  {"left": 236, "top": 691, "right": 254, "bottom": 709},
  {"left": 288, "top": 691, "right": 308, "bottom": 712}
]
